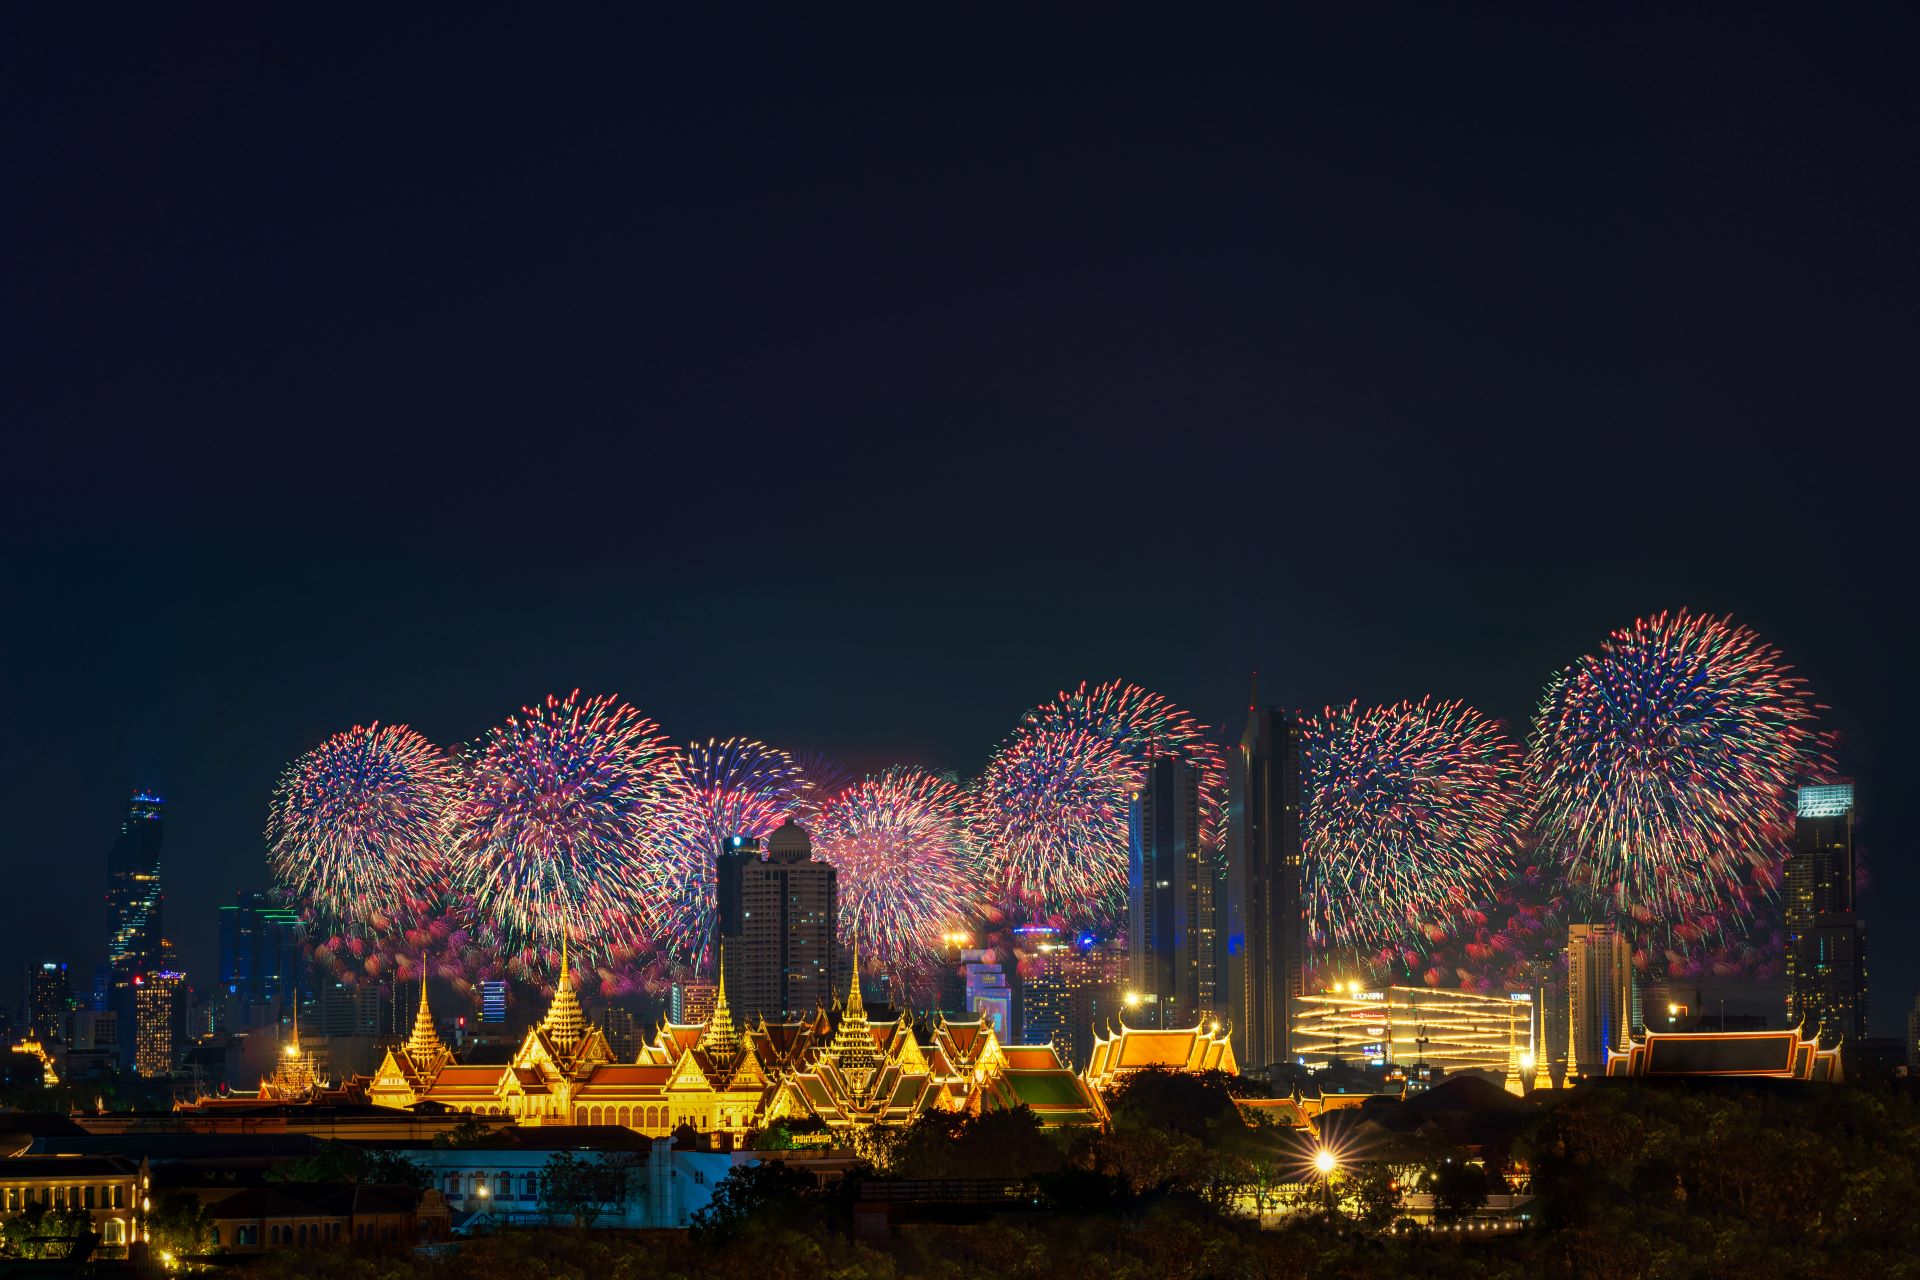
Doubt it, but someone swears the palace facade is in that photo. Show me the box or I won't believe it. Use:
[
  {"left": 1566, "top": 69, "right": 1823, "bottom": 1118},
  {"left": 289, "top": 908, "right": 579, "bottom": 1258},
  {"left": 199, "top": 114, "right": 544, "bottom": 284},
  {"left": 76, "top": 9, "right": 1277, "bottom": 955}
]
[{"left": 366, "top": 945, "right": 1105, "bottom": 1135}]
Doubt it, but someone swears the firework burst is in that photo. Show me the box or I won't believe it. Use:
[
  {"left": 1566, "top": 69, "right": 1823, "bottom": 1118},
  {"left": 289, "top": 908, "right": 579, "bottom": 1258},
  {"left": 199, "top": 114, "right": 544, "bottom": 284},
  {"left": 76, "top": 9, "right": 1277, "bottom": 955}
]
[
  {"left": 267, "top": 722, "right": 455, "bottom": 931},
  {"left": 1302, "top": 698, "right": 1524, "bottom": 953},
  {"left": 973, "top": 680, "right": 1226, "bottom": 919},
  {"left": 645, "top": 737, "right": 806, "bottom": 964},
  {"left": 447, "top": 691, "right": 675, "bottom": 967},
  {"left": 812, "top": 766, "right": 983, "bottom": 975},
  {"left": 1526, "top": 610, "right": 1824, "bottom": 926}
]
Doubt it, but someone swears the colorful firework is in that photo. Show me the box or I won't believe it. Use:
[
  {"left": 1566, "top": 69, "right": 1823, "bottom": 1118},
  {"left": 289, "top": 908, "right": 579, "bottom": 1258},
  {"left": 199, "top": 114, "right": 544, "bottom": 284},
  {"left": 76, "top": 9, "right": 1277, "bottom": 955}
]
[
  {"left": 973, "top": 680, "right": 1226, "bottom": 919},
  {"left": 1301, "top": 698, "right": 1524, "bottom": 953},
  {"left": 267, "top": 723, "right": 455, "bottom": 931},
  {"left": 645, "top": 737, "right": 806, "bottom": 963},
  {"left": 1526, "top": 610, "right": 1824, "bottom": 925},
  {"left": 447, "top": 691, "right": 675, "bottom": 968},
  {"left": 971, "top": 723, "right": 1145, "bottom": 916},
  {"left": 812, "top": 766, "right": 983, "bottom": 975}
]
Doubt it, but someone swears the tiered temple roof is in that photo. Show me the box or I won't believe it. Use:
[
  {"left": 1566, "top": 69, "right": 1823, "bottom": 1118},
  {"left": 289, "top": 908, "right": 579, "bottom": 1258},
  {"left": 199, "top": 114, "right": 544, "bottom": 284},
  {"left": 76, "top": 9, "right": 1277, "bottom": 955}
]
[
  {"left": 1605, "top": 1025, "right": 1844, "bottom": 1082},
  {"left": 1082, "top": 1019, "right": 1238, "bottom": 1093}
]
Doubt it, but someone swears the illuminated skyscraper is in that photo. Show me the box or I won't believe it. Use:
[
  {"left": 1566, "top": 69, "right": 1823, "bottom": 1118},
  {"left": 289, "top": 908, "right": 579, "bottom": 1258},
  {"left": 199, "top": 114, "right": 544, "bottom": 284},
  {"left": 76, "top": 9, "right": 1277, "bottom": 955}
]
[
  {"left": 134, "top": 969, "right": 187, "bottom": 1078},
  {"left": 26, "top": 962, "right": 72, "bottom": 1042},
  {"left": 107, "top": 794, "right": 166, "bottom": 1052},
  {"left": 479, "top": 981, "right": 509, "bottom": 1026},
  {"left": 1225, "top": 703, "right": 1304, "bottom": 1070},
  {"left": 731, "top": 821, "right": 836, "bottom": 1021},
  {"left": 1566, "top": 924, "right": 1633, "bottom": 1078},
  {"left": 1785, "top": 783, "right": 1867, "bottom": 1044},
  {"left": 1129, "top": 758, "right": 1224, "bottom": 1030},
  {"left": 217, "top": 891, "right": 303, "bottom": 1028}
]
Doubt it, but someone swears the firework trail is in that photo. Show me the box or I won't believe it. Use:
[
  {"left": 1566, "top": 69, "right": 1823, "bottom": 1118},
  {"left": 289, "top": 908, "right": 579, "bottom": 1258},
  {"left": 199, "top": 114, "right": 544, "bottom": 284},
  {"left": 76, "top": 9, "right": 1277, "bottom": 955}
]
[
  {"left": 645, "top": 737, "right": 806, "bottom": 964},
  {"left": 1526, "top": 609, "right": 1824, "bottom": 927},
  {"left": 1301, "top": 698, "right": 1524, "bottom": 953},
  {"left": 811, "top": 766, "right": 983, "bottom": 975},
  {"left": 267, "top": 722, "right": 455, "bottom": 932},
  {"left": 447, "top": 691, "right": 675, "bottom": 970}
]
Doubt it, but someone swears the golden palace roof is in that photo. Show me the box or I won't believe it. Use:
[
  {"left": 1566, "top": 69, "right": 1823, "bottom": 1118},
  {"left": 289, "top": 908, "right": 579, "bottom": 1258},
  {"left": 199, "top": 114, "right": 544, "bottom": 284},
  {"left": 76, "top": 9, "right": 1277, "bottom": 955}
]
[
  {"left": 1605, "top": 1026, "right": 1844, "bottom": 1082},
  {"left": 1083, "top": 1019, "right": 1237, "bottom": 1091}
]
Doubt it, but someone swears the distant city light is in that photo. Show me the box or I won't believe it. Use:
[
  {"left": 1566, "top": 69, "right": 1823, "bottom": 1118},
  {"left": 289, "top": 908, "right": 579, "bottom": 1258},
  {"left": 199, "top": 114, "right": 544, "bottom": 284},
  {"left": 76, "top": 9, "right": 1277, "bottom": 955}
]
[{"left": 1797, "top": 783, "right": 1854, "bottom": 818}]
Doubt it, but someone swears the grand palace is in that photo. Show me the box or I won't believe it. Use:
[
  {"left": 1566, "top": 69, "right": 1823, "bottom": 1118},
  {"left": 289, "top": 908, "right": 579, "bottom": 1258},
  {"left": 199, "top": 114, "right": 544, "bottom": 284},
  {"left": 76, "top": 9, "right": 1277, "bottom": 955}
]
[{"left": 330, "top": 943, "right": 1218, "bottom": 1135}]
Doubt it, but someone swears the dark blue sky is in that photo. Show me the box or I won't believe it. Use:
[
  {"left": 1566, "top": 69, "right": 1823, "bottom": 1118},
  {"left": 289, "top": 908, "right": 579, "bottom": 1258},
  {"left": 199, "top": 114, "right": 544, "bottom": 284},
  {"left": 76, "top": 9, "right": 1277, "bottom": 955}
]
[{"left": 3, "top": 7, "right": 1913, "bottom": 1031}]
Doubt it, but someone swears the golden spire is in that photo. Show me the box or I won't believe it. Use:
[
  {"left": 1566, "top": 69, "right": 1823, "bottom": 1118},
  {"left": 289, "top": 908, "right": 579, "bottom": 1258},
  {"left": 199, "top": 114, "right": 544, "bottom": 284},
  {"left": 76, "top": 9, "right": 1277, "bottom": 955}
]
[
  {"left": 699, "top": 943, "right": 741, "bottom": 1061},
  {"left": 846, "top": 928, "right": 865, "bottom": 1018},
  {"left": 541, "top": 934, "right": 588, "bottom": 1055},
  {"left": 406, "top": 965, "right": 446, "bottom": 1062}
]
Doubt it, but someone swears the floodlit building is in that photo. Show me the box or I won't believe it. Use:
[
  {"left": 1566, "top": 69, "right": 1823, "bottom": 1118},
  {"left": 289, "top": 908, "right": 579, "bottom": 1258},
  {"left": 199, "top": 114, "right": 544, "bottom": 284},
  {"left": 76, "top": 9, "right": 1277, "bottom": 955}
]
[
  {"left": 1082, "top": 1019, "right": 1237, "bottom": 1095},
  {"left": 1606, "top": 1026, "right": 1843, "bottom": 1081},
  {"left": 1566, "top": 924, "right": 1633, "bottom": 1079},
  {"left": 1292, "top": 986, "right": 1533, "bottom": 1077},
  {"left": 365, "top": 940, "right": 1100, "bottom": 1136},
  {"left": 133, "top": 969, "right": 188, "bottom": 1079}
]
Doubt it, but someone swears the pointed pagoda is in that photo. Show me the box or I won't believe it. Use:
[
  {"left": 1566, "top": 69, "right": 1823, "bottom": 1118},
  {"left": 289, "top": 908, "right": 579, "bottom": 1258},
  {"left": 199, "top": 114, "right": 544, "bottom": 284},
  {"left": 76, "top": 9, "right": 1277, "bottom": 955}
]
[{"left": 540, "top": 936, "right": 590, "bottom": 1056}]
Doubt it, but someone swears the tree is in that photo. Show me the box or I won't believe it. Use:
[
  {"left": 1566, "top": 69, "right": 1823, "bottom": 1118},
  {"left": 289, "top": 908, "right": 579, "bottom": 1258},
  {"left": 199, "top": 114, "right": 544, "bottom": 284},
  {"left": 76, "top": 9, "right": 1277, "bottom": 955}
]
[
  {"left": 689, "top": 1159, "right": 823, "bottom": 1243},
  {"left": 268, "top": 1140, "right": 429, "bottom": 1189},
  {"left": 431, "top": 1115, "right": 497, "bottom": 1148},
  {"left": 1, "top": 1203, "right": 95, "bottom": 1260},
  {"left": 1430, "top": 1160, "right": 1491, "bottom": 1223},
  {"left": 537, "top": 1150, "right": 642, "bottom": 1228},
  {"left": 885, "top": 1106, "right": 1062, "bottom": 1180},
  {"left": 146, "top": 1192, "right": 215, "bottom": 1257}
]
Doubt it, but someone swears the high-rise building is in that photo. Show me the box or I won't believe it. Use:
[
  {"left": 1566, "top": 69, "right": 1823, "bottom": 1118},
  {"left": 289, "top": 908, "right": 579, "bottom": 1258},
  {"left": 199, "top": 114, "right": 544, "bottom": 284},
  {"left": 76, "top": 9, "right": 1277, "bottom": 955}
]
[
  {"left": 67, "top": 1008, "right": 119, "bottom": 1054},
  {"left": 308, "top": 980, "right": 387, "bottom": 1038},
  {"left": 1566, "top": 924, "right": 1633, "bottom": 1078},
  {"left": 670, "top": 979, "right": 717, "bottom": 1026},
  {"left": 1906, "top": 994, "right": 1920, "bottom": 1076},
  {"left": 108, "top": 794, "right": 166, "bottom": 982},
  {"left": 1017, "top": 931, "right": 1125, "bottom": 1068},
  {"left": 479, "top": 981, "right": 509, "bottom": 1026},
  {"left": 726, "top": 821, "right": 836, "bottom": 1021},
  {"left": 218, "top": 891, "right": 303, "bottom": 1028},
  {"left": 1785, "top": 783, "right": 1867, "bottom": 1044},
  {"left": 602, "top": 1007, "right": 637, "bottom": 1061},
  {"left": 1128, "top": 758, "right": 1224, "bottom": 1030},
  {"left": 134, "top": 970, "right": 187, "bottom": 1078},
  {"left": 26, "top": 963, "right": 73, "bottom": 1041},
  {"left": 1225, "top": 704, "right": 1304, "bottom": 1071}
]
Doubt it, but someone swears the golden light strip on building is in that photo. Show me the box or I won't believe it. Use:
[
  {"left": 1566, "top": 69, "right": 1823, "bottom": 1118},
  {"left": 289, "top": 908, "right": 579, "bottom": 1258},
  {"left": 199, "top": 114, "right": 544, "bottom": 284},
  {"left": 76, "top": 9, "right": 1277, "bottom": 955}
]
[{"left": 1291, "top": 986, "right": 1531, "bottom": 1075}]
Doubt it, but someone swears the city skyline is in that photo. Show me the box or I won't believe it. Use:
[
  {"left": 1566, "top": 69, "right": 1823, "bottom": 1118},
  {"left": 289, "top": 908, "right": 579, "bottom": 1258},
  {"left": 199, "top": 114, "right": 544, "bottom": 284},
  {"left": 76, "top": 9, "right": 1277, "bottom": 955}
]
[{"left": 4, "top": 8, "right": 1913, "bottom": 1040}]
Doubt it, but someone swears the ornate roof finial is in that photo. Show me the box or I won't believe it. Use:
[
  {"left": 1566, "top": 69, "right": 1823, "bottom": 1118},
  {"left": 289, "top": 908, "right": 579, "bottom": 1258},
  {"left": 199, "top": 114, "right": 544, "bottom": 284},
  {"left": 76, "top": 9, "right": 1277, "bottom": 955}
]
[
  {"left": 406, "top": 961, "right": 446, "bottom": 1063},
  {"left": 541, "top": 932, "right": 588, "bottom": 1055},
  {"left": 846, "top": 926, "right": 865, "bottom": 1017}
]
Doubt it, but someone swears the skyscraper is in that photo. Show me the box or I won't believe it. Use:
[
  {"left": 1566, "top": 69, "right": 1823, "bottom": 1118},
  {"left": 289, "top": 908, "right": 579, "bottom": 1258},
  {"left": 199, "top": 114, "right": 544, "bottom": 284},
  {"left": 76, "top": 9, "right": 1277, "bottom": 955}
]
[
  {"left": 714, "top": 834, "right": 760, "bottom": 994},
  {"left": 1566, "top": 923, "right": 1633, "bottom": 1078},
  {"left": 1785, "top": 783, "right": 1867, "bottom": 1044},
  {"left": 217, "top": 891, "right": 303, "bottom": 1028},
  {"left": 727, "top": 821, "right": 836, "bottom": 1021},
  {"left": 1225, "top": 704, "right": 1304, "bottom": 1071},
  {"left": 26, "top": 962, "right": 72, "bottom": 1042},
  {"left": 1128, "top": 757, "right": 1224, "bottom": 1030},
  {"left": 134, "top": 969, "right": 187, "bottom": 1078},
  {"left": 107, "top": 794, "right": 166, "bottom": 1047}
]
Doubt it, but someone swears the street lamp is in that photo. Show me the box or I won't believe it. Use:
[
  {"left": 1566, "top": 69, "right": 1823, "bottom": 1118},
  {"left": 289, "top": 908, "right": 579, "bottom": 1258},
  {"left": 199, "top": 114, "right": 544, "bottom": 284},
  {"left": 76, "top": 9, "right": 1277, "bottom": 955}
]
[{"left": 1313, "top": 1149, "right": 1338, "bottom": 1214}]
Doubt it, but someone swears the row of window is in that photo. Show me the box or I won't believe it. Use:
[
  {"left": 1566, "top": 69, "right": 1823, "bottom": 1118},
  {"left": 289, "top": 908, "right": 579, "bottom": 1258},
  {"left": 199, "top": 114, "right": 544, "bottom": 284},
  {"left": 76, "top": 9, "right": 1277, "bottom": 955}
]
[
  {"left": 228, "top": 1221, "right": 403, "bottom": 1247},
  {"left": 1, "top": 1184, "right": 128, "bottom": 1212},
  {"left": 443, "top": 1173, "right": 539, "bottom": 1200},
  {"left": 572, "top": 1104, "right": 736, "bottom": 1130}
]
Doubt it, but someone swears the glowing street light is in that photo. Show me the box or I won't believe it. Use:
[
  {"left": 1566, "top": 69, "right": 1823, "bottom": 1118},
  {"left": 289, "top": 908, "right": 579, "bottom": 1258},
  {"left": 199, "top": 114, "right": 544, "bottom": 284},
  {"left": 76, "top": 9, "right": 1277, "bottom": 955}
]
[
  {"left": 1313, "top": 1149, "right": 1338, "bottom": 1176},
  {"left": 1123, "top": 990, "right": 1142, "bottom": 1009}
]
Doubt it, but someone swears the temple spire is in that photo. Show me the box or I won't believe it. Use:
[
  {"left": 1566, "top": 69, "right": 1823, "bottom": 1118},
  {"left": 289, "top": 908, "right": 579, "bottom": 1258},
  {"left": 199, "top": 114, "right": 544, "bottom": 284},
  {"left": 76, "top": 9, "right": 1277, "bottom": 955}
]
[
  {"left": 406, "top": 964, "right": 446, "bottom": 1062},
  {"left": 698, "top": 943, "right": 741, "bottom": 1060},
  {"left": 541, "top": 933, "right": 588, "bottom": 1055},
  {"left": 846, "top": 928, "right": 864, "bottom": 1017}
]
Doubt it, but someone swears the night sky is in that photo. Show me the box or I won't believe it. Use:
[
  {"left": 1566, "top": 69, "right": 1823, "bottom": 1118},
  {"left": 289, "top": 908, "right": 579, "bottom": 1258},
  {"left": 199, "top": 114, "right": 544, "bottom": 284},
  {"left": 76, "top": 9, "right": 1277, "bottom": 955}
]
[{"left": 4, "top": 9, "right": 1914, "bottom": 1031}]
